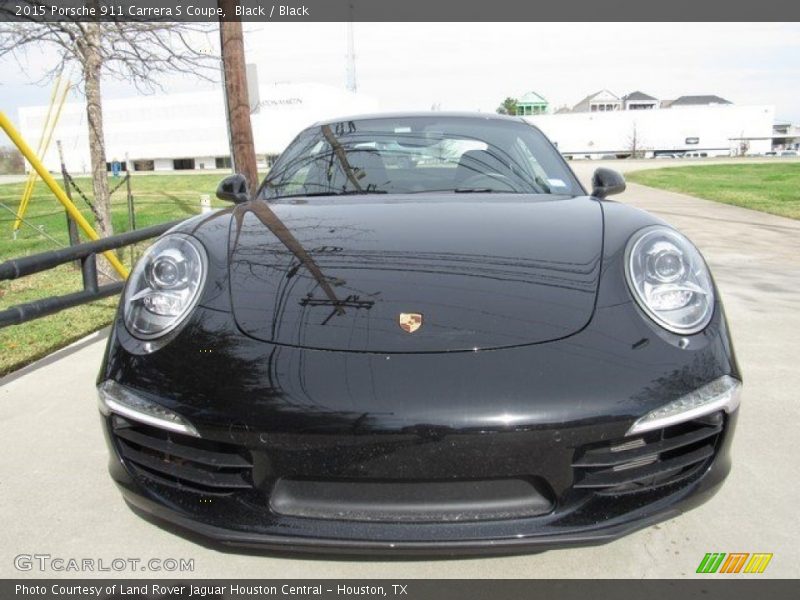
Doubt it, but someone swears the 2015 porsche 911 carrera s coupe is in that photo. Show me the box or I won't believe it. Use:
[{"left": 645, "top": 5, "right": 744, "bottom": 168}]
[{"left": 97, "top": 113, "right": 741, "bottom": 554}]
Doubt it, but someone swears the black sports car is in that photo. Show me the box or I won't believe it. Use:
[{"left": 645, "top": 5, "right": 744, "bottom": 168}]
[{"left": 98, "top": 113, "right": 741, "bottom": 554}]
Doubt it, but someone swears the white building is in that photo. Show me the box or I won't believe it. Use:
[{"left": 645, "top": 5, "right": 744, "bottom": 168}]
[
  {"left": 527, "top": 104, "right": 776, "bottom": 158},
  {"left": 571, "top": 90, "right": 623, "bottom": 113},
  {"left": 18, "top": 82, "right": 379, "bottom": 173}
]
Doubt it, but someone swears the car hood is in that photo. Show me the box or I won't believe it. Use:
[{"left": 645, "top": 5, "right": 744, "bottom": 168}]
[{"left": 228, "top": 194, "right": 602, "bottom": 353}]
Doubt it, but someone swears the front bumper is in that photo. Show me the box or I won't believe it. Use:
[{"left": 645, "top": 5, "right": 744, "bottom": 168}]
[
  {"left": 98, "top": 281, "right": 740, "bottom": 555},
  {"left": 101, "top": 406, "right": 737, "bottom": 555}
]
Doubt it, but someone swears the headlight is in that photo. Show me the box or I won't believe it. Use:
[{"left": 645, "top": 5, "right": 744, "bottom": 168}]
[
  {"left": 625, "top": 226, "right": 714, "bottom": 334},
  {"left": 124, "top": 233, "right": 207, "bottom": 339}
]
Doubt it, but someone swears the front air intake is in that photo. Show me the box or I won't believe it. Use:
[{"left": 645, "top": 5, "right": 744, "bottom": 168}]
[
  {"left": 571, "top": 412, "right": 723, "bottom": 494},
  {"left": 112, "top": 416, "right": 253, "bottom": 495}
]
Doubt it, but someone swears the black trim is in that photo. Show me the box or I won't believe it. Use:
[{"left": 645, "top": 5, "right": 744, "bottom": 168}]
[{"left": 269, "top": 478, "right": 554, "bottom": 523}]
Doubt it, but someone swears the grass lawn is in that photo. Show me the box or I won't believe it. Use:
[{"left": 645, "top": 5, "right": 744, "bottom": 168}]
[
  {"left": 626, "top": 162, "right": 800, "bottom": 220},
  {"left": 0, "top": 171, "right": 240, "bottom": 376}
]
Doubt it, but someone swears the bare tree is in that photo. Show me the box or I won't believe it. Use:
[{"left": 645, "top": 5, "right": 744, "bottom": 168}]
[
  {"left": 737, "top": 140, "right": 750, "bottom": 157},
  {"left": 627, "top": 123, "right": 648, "bottom": 159},
  {"left": 0, "top": 9, "right": 217, "bottom": 240},
  {"left": 737, "top": 131, "right": 750, "bottom": 157},
  {"left": 0, "top": 145, "right": 25, "bottom": 174}
]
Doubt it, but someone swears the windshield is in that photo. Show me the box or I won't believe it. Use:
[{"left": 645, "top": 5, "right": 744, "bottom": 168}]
[{"left": 260, "top": 116, "right": 582, "bottom": 199}]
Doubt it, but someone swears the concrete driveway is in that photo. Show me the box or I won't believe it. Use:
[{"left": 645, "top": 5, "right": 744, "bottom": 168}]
[
  {"left": 0, "top": 174, "right": 27, "bottom": 185},
  {"left": 1, "top": 163, "right": 798, "bottom": 578}
]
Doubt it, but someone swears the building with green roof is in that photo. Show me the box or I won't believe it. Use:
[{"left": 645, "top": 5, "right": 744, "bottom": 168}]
[{"left": 516, "top": 91, "right": 549, "bottom": 116}]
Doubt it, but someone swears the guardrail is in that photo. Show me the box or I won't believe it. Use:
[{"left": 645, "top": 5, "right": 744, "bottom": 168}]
[{"left": 0, "top": 220, "right": 182, "bottom": 328}]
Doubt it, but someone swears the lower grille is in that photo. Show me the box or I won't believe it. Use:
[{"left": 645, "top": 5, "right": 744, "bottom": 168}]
[
  {"left": 572, "top": 412, "right": 723, "bottom": 495},
  {"left": 112, "top": 416, "right": 253, "bottom": 495},
  {"left": 270, "top": 477, "right": 554, "bottom": 523}
]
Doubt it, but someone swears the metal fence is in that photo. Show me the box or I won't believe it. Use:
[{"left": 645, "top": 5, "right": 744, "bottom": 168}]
[{"left": 0, "top": 219, "right": 181, "bottom": 328}]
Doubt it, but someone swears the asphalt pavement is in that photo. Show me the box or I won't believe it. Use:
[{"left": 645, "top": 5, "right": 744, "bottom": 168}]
[{"left": 1, "top": 161, "right": 798, "bottom": 578}]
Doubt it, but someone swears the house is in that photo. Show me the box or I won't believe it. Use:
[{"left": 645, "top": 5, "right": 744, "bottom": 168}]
[
  {"left": 669, "top": 95, "right": 732, "bottom": 107},
  {"left": 622, "top": 91, "right": 659, "bottom": 110},
  {"left": 769, "top": 121, "right": 800, "bottom": 151},
  {"left": 572, "top": 90, "right": 622, "bottom": 113},
  {"left": 515, "top": 91, "right": 549, "bottom": 116}
]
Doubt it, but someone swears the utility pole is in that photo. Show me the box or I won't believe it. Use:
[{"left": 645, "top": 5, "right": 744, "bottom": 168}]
[
  {"left": 345, "top": 19, "right": 357, "bottom": 93},
  {"left": 218, "top": 1, "right": 259, "bottom": 196}
]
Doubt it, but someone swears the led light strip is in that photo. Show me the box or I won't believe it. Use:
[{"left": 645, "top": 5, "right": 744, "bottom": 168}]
[
  {"left": 97, "top": 380, "right": 200, "bottom": 437},
  {"left": 627, "top": 375, "right": 741, "bottom": 436}
]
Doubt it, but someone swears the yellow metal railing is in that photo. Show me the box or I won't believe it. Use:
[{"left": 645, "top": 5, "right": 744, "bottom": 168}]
[
  {"left": 0, "top": 110, "right": 128, "bottom": 278},
  {"left": 13, "top": 75, "right": 72, "bottom": 233}
]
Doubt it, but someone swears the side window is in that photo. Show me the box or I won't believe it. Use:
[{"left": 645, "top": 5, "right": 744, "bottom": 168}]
[
  {"left": 279, "top": 140, "right": 327, "bottom": 196},
  {"left": 514, "top": 138, "right": 547, "bottom": 181}
]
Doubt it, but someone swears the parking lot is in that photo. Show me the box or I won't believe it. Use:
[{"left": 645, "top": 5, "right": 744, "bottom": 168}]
[{"left": 1, "top": 160, "right": 798, "bottom": 578}]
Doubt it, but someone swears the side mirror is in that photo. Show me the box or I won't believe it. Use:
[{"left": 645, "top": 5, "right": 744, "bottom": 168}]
[
  {"left": 591, "top": 168, "right": 626, "bottom": 199},
  {"left": 216, "top": 173, "right": 250, "bottom": 204}
]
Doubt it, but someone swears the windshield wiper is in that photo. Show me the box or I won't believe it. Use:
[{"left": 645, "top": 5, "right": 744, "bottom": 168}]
[
  {"left": 276, "top": 190, "right": 388, "bottom": 199},
  {"left": 454, "top": 188, "right": 513, "bottom": 194}
]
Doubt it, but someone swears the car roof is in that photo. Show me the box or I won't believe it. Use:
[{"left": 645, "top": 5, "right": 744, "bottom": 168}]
[{"left": 311, "top": 111, "right": 527, "bottom": 127}]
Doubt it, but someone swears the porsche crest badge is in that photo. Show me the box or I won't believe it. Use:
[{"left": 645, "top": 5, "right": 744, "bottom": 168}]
[{"left": 398, "top": 312, "right": 423, "bottom": 334}]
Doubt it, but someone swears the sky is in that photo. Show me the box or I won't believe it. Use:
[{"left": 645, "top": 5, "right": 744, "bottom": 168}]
[{"left": 1, "top": 22, "right": 799, "bottom": 128}]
